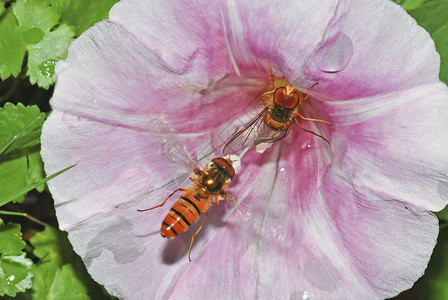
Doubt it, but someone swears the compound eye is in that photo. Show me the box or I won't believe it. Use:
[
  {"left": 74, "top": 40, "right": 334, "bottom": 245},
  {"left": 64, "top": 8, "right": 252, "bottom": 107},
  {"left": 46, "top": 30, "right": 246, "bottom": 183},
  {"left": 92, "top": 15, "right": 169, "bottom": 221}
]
[
  {"left": 273, "top": 87, "right": 299, "bottom": 109},
  {"left": 211, "top": 157, "right": 235, "bottom": 179}
]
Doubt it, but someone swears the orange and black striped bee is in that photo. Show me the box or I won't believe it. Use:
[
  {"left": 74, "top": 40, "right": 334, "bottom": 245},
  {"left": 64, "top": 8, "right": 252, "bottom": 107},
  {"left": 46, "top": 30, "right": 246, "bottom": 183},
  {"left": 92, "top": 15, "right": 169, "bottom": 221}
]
[
  {"left": 138, "top": 156, "right": 235, "bottom": 261},
  {"left": 223, "top": 62, "right": 334, "bottom": 155}
]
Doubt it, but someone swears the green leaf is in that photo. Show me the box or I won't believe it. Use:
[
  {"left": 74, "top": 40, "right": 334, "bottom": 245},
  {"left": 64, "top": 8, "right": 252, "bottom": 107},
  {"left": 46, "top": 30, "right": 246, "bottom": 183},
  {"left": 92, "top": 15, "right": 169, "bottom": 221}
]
[
  {"left": 0, "top": 164, "right": 76, "bottom": 207},
  {"left": 0, "top": 0, "right": 118, "bottom": 88},
  {"left": 31, "top": 227, "right": 75, "bottom": 266},
  {"left": 48, "top": 264, "right": 89, "bottom": 300},
  {"left": 0, "top": 151, "right": 44, "bottom": 203},
  {"left": 0, "top": 219, "right": 33, "bottom": 297},
  {"left": 31, "top": 262, "right": 59, "bottom": 300},
  {"left": 32, "top": 262, "right": 91, "bottom": 300},
  {"left": 30, "top": 227, "right": 75, "bottom": 300},
  {"left": 0, "top": 6, "right": 27, "bottom": 80},
  {"left": 0, "top": 253, "right": 33, "bottom": 297},
  {"left": 0, "top": 113, "right": 47, "bottom": 157},
  {"left": 26, "top": 22, "right": 75, "bottom": 89},
  {"left": 0, "top": 0, "right": 76, "bottom": 88},
  {"left": 393, "top": 0, "right": 426, "bottom": 10},
  {"left": 0, "top": 103, "right": 45, "bottom": 149},
  {"left": 53, "top": 0, "right": 119, "bottom": 36},
  {"left": 13, "top": 0, "right": 76, "bottom": 89},
  {"left": 30, "top": 227, "right": 111, "bottom": 300},
  {"left": 0, "top": 103, "right": 46, "bottom": 203},
  {"left": 436, "top": 206, "right": 448, "bottom": 221},
  {"left": 407, "top": 0, "right": 448, "bottom": 85},
  {"left": 0, "top": 127, "right": 43, "bottom": 157},
  {"left": 0, "top": 221, "right": 26, "bottom": 257}
]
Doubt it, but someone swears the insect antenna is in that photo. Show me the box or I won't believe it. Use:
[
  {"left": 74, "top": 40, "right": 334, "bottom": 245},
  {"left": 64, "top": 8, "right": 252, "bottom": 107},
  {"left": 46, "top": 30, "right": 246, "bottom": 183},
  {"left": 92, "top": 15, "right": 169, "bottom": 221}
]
[{"left": 300, "top": 82, "right": 319, "bottom": 101}]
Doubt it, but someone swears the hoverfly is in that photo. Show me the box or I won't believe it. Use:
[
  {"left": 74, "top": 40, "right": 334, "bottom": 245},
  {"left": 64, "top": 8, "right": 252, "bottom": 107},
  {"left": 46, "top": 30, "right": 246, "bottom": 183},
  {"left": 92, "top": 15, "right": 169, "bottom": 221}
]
[
  {"left": 138, "top": 151, "right": 235, "bottom": 262},
  {"left": 223, "top": 62, "right": 334, "bottom": 155}
]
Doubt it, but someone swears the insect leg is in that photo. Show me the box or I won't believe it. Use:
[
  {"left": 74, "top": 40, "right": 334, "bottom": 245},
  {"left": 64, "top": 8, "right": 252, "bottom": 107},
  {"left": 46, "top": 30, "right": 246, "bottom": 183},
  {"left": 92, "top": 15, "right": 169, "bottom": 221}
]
[
  {"left": 137, "top": 188, "right": 188, "bottom": 212},
  {"left": 294, "top": 119, "right": 331, "bottom": 145},
  {"left": 296, "top": 112, "right": 335, "bottom": 126},
  {"left": 188, "top": 211, "right": 208, "bottom": 262},
  {"left": 261, "top": 89, "right": 275, "bottom": 100},
  {"left": 300, "top": 82, "right": 319, "bottom": 101}
]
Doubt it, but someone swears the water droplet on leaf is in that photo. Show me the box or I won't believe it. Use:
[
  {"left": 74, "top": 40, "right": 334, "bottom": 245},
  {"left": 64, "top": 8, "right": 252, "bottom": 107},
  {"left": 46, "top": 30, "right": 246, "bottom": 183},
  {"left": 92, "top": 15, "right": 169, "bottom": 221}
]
[
  {"left": 314, "top": 32, "right": 353, "bottom": 73},
  {"left": 38, "top": 60, "right": 56, "bottom": 78}
]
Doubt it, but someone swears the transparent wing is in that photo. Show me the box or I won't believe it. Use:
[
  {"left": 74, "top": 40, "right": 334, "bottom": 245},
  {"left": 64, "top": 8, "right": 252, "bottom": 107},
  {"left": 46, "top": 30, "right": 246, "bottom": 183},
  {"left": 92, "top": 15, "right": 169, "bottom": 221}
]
[
  {"left": 223, "top": 108, "right": 268, "bottom": 155},
  {"left": 223, "top": 107, "right": 293, "bottom": 155},
  {"left": 160, "top": 136, "right": 198, "bottom": 171}
]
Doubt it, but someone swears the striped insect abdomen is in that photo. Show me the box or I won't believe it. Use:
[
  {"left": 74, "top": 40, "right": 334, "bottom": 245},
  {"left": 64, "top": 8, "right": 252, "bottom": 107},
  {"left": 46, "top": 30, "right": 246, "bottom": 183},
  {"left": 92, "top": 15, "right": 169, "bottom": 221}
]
[{"left": 161, "top": 191, "right": 205, "bottom": 238}]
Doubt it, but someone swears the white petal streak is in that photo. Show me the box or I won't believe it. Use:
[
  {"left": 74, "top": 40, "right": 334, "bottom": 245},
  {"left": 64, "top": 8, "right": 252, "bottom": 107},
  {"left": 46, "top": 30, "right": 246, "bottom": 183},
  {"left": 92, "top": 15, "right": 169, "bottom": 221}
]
[{"left": 221, "top": 0, "right": 258, "bottom": 73}]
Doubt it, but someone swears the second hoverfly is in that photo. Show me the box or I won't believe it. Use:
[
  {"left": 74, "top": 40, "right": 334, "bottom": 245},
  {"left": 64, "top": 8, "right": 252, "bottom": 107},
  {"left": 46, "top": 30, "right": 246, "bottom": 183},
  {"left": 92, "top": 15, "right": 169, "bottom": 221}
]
[
  {"left": 223, "top": 63, "right": 334, "bottom": 155},
  {"left": 138, "top": 155, "right": 235, "bottom": 262}
]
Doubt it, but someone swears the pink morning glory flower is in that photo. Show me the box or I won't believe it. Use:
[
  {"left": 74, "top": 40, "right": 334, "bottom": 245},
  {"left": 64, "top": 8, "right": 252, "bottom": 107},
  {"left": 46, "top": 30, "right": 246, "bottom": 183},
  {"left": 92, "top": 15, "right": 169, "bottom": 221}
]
[{"left": 41, "top": 0, "right": 448, "bottom": 299}]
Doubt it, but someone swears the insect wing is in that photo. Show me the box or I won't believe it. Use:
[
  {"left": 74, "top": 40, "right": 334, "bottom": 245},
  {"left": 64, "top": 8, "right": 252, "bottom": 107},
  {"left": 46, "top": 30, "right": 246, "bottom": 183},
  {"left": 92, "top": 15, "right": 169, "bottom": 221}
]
[
  {"left": 161, "top": 137, "right": 198, "bottom": 171},
  {"left": 255, "top": 118, "right": 293, "bottom": 144},
  {"left": 223, "top": 108, "right": 268, "bottom": 155},
  {"left": 247, "top": 119, "right": 292, "bottom": 154},
  {"left": 223, "top": 108, "right": 292, "bottom": 155}
]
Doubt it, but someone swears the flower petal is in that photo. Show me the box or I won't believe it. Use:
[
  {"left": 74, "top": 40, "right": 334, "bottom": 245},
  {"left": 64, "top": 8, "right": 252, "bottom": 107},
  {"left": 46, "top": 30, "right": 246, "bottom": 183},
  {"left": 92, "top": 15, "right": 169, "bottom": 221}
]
[
  {"left": 109, "top": 0, "right": 229, "bottom": 79},
  {"left": 41, "top": 111, "right": 211, "bottom": 230},
  {"left": 223, "top": 0, "right": 347, "bottom": 81},
  {"left": 320, "top": 82, "right": 448, "bottom": 211},
  {"left": 52, "top": 19, "right": 261, "bottom": 134},
  {"left": 322, "top": 169, "right": 438, "bottom": 298},
  {"left": 167, "top": 135, "right": 439, "bottom": 299},
  {"left": 304, "top": 0, "right": 440, "bottom": 100},
  {"left": 41, "top": 0, "right": 447, "bottom": 299},
  {"left": 111, "top": 0, "right": 348, "bottom": 82}
]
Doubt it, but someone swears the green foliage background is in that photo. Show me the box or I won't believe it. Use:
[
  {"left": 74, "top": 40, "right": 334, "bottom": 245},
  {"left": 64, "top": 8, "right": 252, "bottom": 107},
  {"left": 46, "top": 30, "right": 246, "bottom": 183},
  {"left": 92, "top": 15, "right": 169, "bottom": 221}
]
[
  {"left": 0, "top": 0, "right": 118, "bottom": 298},
  {"left": 0, "top": 0, "right": 447, "bottom": 299}
]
